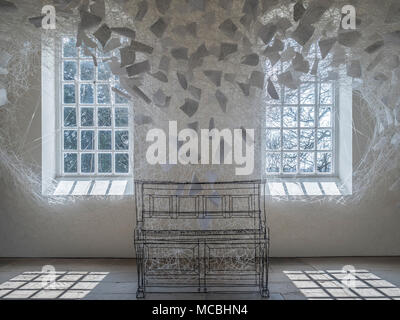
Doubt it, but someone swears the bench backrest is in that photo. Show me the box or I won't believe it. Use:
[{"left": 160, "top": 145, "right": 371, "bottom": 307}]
[{"left": 135, "top": 180, "right": 266, "bottom": 231}]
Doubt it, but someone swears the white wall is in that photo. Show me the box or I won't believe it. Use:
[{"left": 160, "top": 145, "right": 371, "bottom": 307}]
[
  {"left": 0, "top": 79, "right": 399, "bottom": 258},
  {"left": 0, "top": 1, "right": 399, "bottom": 258}
]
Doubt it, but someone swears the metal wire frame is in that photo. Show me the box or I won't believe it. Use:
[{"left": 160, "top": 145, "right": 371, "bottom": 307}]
[{"left": 134, "top": 180, "right": 270, "bottom": 298}]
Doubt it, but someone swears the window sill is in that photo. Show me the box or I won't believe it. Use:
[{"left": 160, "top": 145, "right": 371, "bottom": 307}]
[
  {"left": 48, "top": 177, "right": 134, "bottom": 196},
  {"left": 264, "top": 176, "right": 350, "bottom": 196}
]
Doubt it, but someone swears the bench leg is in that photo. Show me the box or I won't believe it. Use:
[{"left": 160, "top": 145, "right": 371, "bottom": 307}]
[
  {"left": 136, "top": 288, "right": 145, "bottom": 299},
  {"left": 136, "top": 244, "right": 145, "bottom": 299},
  {"left": 261, "top": 288, "right": 270, "bottom": 298},
  {"left": 260, "top": 239, "right": 270, "bottom": 298}
]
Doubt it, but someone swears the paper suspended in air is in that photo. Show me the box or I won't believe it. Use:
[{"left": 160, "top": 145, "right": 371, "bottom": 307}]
[
  {"left": 136, "top": 0, "right": 148, "bottom": 21},
  {"left": 0, "top": 0, "right": 17, "bottom": 11},
  {"left": 219, "top": 0, "right": 233, "bottom": 10},
  {"left": 219, "top": 19, "right": 238, "bottom": 37},
  {"left": 365, "top": 41, "right": 384, "bottom": 54},
  {"left": 318, "top": 37, "right": 336, "bottom": 59},
  {"left": 120, "top": 47, "right": 135, "bottom": 67},
  {"left": 338, "top": 31, "right": 361, "bottom": 47},
  {"left": 347, "top": 60, "right": 362, "bottom": 78},
  {"left": 237, "top": 82, "right": 250, "bottom": 96},
  {"left": 90, "top": 0, "right": 105, "bottom": 18},
  {"left": 204, "top": 70, "right": 222, "bottom": 87},
  {"left": 150, "top": 18, "right": 168, "bottom": 38},
  {"left": 111, "top": 27, "right": 136, "bottom": 39},
  {"left": 177, "top": 72, "right": 188, "bottom": 90},
  {"left": 93, "top": 24, "right": 111, "bottom": 48},
  {"left": 219, "top": 43, "right": 238, "bottom": 60},
  {"left": 188, "top": 86, "right": 202, "bottom": 100},
  {"left": 171, "top": 47, "right": 189, "bottom": 60},
  {"left": 180, "top": 99, "right": 199, "bottom": 117},
  {"left": 242, "top": 0, "right": 259, "bottom": 16},
  {"left": 292, "top": 52, "right": 310, "bottom": 73},
  {"left": 241, "top": 53, "right": 259, "bottom": 66},
  {"left": 79, "top": 10, "right": 102, "bottom": 30},
  {"left": 156, "top": 0, "right": 172, "bottom": 14},
  {"left": 150, "top": 71, "right": 168, "bottom": 83},
  {"left": 224, "top": 73, "right": 236, "bottom": 83},
  {"left": 215, "top": 90, "right": 228, "bottom": 112},
  {"left": 132, "top": 86, "right": 151, "bottom": 104},
  {"left": 159, "top": 55, "right": 170, "bottom": 72},
  {"left": 257, "top": 23, "right": 277, "bottom": 45},
  {"left": 267, "top": 79, "right": 279, "bottom": 100},
  {"left": 293, "top": 1, "right": 306, "bottom": 21},
  {"left": 291, "top": 23, "right": 315, "bottom": 46},
  {"left": 131, "top": 41, "right": 154, "bottom": 54},
  {"left": 249, "top": 71, "right": 265, "bottom": 89},
  {"left": 126, "top": 60, "right": 150, "bottom": 77},
  {"left": 104, "top": 38, "right": 122, "bottom": 52}
]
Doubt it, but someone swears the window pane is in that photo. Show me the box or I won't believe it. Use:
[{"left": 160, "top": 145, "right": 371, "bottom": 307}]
[
  {"left": 300, "top": 82, "right": 315, "bottom": 104},
  {"left": 80, "top": 61, "right": 94, "bottom": 80},
  {"left": 299, "top": 152, "right": 315, "bottom": 173},
  {"left": 97, "top": 84, "right": 110, "bottom": 104},
  {"left": 115, "top": 153, "right": 129, "bottom": 173},
  {"left": 282, "top": 129, "right": 297, "bottom": 150},
  {"left": 98, "top": 153, "right": 112, "bottom": 173},
  {"left": 319, "top": 106, "right": 332, "bottom": 127},
  {"left": 63, "top": 107, "right": 76, "bottom": 127},
  {"left": 64, "top": 153, "right": 77, "bottom": 173},
  {"left": 81, "top": 130, "right": 94, "bottom": 150},
  {"left": 81, "top": 153, "right": 95, "bottom": 173},
  {"left": 63, "top": 61, "right": 77, "bottom": 80},
  {"left": 284, "top": 87, "right": 298, "bottom": 104},
  {"left": 114, "top": 84, "right": 129, "bottom": 104},
  {"left": 115, "top": 130, "right": 129, "bottom": 150},
  {"left": 63, "top": 38, "right": 77, "bottom": 58},
  {"left": 80, "top": 107, "right": 94, "bottom": 127},
  {"left": 320, "top": 82, "right": 333, "bottom": 104},
  {"left": 98, "top": 62, "right": 112, "bottom": 80},
  {"left": 300, "top": 107, "right": 315, "bottom": 127},
  {"left": 98, "top": 108, "right": 112, "bottom": 127},
  {"left": 63, "top": 130, "right": 77, "bottom": 150},
  {"left": 266, "top": 107, "right": 280, "bottom": 127},
  {"left": 266, "top": 129, "right": 281, "bottom": 150},
  {"left": 98, "top": 130, "right": 112, "bottom": 150},
  {"left": 299, "top": 129, "right": 315, "bottom": 150},
  {"left": 317, "top": 152, "right": 332, "bottom": 173},
  {"left": 64, "top": 84, "right": 75, "bottom": 104},
  {"left": 115, "top": 108, "right": 129, "bottom": 127},
  {"left": 80, "top": 84, "right": 94, "bottom": 104},
  {"left": 317, "top": 129, "right": 332, "bottom": 150},
  {"left": 282, "top": 152, "right": 297, "bottom": 173},
  {"left": 282, "top": 107, "right": 297, "bottom": 127},
  {"left": 266, "top": 153, "right": 280, "bottom": 173}
]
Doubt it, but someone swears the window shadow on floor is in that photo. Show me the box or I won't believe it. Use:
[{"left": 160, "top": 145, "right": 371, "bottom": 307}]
[
  {"left": 0, "top": 270, "right": 109, "bottom": 299},
  {"left": 284, "top": 269, "right": 400, "bottom": 300}
]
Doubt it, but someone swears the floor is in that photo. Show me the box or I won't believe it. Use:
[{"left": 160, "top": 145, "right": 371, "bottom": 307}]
[{"left": 0, "top": 257, "right": 399, "bottom": 300}]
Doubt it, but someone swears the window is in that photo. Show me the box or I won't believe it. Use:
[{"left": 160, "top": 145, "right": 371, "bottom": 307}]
[
  {"left": 265, "top": 43, "right": 336, "bottom": 176},
  {"left": 61, "top": 37, "right": 132, "bottom": 176},
  {"left": 266, "top": 80, "right": 335, "bottom": 175}
]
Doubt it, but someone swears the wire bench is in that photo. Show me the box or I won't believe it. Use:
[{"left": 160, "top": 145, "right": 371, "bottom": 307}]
[{"left": 134, "top": 180, "right": 269, "bottom": 298}]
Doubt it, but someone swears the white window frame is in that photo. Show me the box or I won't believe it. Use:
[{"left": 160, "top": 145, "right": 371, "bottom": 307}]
[
  {"left": 264, "top": 79, "right": 338, "bottom": 177},
  {"left": 261, "top": 43, "right": 353, "bottom": 195},
  {"left": 41, "top": 35, "right": 134, "bottom": 195},
  {"left": 59, "top": 36, "right": 133, "bottom": 177}
]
